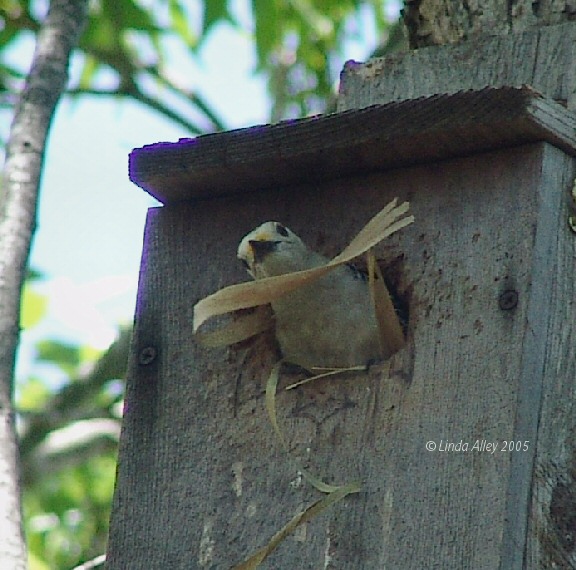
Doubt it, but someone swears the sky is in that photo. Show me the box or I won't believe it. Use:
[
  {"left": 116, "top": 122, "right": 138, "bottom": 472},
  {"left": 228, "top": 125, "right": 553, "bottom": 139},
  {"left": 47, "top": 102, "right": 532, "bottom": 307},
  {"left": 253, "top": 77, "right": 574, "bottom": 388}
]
[{"left": 2, "top": 1, "right": 397, "bottom": 386}]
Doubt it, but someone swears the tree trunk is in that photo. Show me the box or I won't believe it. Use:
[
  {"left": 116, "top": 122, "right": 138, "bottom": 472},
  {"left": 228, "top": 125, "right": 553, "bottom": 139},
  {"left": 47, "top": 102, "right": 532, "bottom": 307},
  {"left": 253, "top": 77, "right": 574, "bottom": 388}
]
[
  {"left": 0, "top": 1, "right": 88, "bottom": 567},
  {"left": 403, "top": 0, "right": 576, "bottom": 48}
]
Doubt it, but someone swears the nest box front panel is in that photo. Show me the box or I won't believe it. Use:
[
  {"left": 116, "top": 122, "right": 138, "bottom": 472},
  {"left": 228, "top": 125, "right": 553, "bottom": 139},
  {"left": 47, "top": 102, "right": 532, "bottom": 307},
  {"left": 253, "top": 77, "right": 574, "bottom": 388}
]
[{"left": 108, "top": 142, "right": 565, "bottom": 569}]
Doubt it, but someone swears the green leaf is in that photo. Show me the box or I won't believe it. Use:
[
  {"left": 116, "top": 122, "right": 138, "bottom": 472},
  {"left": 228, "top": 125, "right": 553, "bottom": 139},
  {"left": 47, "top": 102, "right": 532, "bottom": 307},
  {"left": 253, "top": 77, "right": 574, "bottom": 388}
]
[
  {"left": 17, "top": 378, "right": 50, "bottom": 411},
  {"left": 0, "top": 0, "right": 22, "bottom": 13},
  {"left": 290, "top": 0, "right": 334, "bottom": 40},
  {"left": 169, "top": 0, "right": 197, "bottom": 47},
  {"left": 368, "top": 0, "right": 389, "bottom": 30},
  {"left": 202, "top": 0, "right": 230, "bottom": 35},
  {"left": 20, "top": 284, "right": 48, "bottom": 329},
  {"left": 28, "top": 551, "right": 51, "bottom": 570},
  {"left": 251, "top": 0, "right": 280, "bottom": 68},
  {"left": 81, "top": 10, "right": 119, "bottom": 55},
  {"left": 77, "top": 54, "right": 99, "bottom": 89},
  {"left": 36, "top": 340, "right": 82, "bottom": 375},
  {"left": 0, "top": 2, "right": 37, "bottom": 48},
  {"left": 79, "top": 343, "right": 101, "bottom": 364},
  {"left": 103, "top": 0, "right": 160, "bottom": 33}
]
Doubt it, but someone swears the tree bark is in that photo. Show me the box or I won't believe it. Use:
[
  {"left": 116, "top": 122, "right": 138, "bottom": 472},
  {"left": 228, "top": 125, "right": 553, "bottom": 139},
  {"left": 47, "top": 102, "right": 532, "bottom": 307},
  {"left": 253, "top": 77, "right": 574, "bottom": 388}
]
[
  {"left": 0, "top": 1, "right": 88, "bottom": 567},
  {"left": 403, "top": 0, "right": 576, "bottom": 48}
]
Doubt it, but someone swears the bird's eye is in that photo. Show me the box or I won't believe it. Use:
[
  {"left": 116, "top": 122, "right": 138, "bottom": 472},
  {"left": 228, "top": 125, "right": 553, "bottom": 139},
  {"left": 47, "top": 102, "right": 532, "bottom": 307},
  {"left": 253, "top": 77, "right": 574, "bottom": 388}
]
[{"left": 275, "top": 223, "right": 289, "bottom": 237}]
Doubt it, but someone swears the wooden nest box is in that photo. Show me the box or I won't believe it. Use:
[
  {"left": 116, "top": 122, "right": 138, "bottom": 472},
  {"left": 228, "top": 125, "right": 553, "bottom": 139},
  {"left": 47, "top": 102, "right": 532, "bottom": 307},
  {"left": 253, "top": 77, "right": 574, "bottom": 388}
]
[{"left": 107, "top": 86, "right": 576, "bottom": 569}]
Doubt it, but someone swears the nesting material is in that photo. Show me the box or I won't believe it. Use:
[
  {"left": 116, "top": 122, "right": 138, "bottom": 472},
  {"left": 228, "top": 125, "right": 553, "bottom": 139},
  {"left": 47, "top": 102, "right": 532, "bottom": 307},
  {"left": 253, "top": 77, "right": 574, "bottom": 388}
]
[{"left": 194, "top": 198, "right": 414, "bottom": 368}]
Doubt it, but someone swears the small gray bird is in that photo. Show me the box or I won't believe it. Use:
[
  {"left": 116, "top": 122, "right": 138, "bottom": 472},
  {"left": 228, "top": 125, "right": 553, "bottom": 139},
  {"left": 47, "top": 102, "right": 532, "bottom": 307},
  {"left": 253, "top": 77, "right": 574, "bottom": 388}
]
[{"left": 237, "top": 221, "right": 382, "bottom": 370}]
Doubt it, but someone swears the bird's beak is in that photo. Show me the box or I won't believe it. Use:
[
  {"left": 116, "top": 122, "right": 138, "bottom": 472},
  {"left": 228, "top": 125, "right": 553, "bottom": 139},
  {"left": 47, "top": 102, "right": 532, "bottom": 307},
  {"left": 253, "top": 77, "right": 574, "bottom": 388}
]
[{"left": 249, "top": 239, "right": 279, "bottom": 263}]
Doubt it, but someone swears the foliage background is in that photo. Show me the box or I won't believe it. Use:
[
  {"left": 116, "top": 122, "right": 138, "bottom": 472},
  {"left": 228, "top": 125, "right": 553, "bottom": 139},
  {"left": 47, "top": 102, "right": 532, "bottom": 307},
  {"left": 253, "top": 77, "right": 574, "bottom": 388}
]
[{"left": 1, "top": 0, "right": 403, "bottom": 567}]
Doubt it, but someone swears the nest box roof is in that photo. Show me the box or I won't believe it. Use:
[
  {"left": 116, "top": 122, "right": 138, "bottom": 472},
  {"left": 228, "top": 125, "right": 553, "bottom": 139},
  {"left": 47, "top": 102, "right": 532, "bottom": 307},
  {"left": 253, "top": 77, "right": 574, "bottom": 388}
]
[{"left": 129, "top": 86, "right": 576, "bottom": 204}]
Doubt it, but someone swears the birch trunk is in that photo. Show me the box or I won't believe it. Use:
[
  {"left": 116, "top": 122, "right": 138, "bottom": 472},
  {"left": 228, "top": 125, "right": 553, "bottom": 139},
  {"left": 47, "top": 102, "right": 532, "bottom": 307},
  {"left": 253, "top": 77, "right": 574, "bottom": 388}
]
[{"left": 0, "top": 1, "right": 88, "bottom": 566}]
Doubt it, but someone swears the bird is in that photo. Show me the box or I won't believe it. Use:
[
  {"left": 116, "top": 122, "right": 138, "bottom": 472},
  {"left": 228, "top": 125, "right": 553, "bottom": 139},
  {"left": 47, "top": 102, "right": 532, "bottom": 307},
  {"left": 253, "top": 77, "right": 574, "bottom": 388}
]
[{"left": 237, "top": 221, "right": 382, "bottom": 370}]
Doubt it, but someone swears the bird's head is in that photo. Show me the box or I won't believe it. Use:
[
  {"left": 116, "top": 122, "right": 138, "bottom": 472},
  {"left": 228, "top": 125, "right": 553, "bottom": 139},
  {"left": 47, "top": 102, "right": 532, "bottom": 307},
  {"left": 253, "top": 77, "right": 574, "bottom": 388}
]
[{"left": 237, "top": 221, "right": 310, "bottom": 279}]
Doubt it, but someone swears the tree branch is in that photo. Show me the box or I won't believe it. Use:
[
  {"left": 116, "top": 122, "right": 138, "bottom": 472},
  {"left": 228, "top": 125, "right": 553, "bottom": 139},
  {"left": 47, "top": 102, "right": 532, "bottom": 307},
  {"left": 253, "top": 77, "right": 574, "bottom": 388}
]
[
  {"left": 18, "top": 326, "right": 131, "bottom": 466},
  {"left": 144, "top": 65, "right": 228, "bottom": 132},
  {"left": 23, "top": 418, "right": 120, "bottom": 486},
  {"left": 0, "top": 1, "right": 89, "bottom": 566},
  {"left": 66, "top": 86, "right": 208, "bottom": 135},
  {"left": 74, "top": 41, "right": 227, "bottom": 134}
]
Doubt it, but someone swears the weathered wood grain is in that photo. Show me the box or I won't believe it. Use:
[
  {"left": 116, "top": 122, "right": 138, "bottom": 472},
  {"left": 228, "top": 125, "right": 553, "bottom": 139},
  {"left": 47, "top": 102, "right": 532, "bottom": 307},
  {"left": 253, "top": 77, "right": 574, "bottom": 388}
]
[
  {"left": 402, "top": 0, "right": 576, "bottom": 48},
  {"left": 129, "top": 87, "right": 576, "bottom": 205},
  {"left": 338, "top": 22, "right": 576, "bottom": 111},
  {"left": 107, "top": 142, "right": 574, "bottom": 568},
  {"left": 524, "top": 148, "right": 576, "bottom": 569}
]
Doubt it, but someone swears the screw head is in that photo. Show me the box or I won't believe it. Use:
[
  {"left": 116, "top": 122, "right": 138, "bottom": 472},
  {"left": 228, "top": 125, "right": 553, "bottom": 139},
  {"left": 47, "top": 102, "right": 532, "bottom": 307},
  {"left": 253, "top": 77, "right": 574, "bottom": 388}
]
[
  {"left": 499, "top": 289, "right": 519, "bottom": 311},
  {"left": 138, "top": 346, "right": 157, "bottom": 366}
]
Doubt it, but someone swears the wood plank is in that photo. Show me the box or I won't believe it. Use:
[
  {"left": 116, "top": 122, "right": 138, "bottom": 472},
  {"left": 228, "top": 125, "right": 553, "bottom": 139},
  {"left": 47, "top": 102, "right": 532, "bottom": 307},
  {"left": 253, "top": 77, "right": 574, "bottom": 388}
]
[
  {"left": 129, "top": 86, "right": 576, "bottom": 205},
  {"left": 497, "top": 144, "right": 573, "bottom": 568},
  {"left": 338, "top": 22, "right": 576, "bottom": 111},
  {"left": 524, "top": 147, "right": 576, "bottom": 569}
]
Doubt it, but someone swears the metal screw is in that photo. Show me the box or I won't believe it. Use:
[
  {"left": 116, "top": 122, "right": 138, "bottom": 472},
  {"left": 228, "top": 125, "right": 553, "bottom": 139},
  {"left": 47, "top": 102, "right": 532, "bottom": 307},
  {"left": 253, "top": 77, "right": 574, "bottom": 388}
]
[
  {"left": 138, "top": 346, "right": 157, "bottom": 365},
  {"left": 499, "top": 290, "right": 519, "bottom": 311}
]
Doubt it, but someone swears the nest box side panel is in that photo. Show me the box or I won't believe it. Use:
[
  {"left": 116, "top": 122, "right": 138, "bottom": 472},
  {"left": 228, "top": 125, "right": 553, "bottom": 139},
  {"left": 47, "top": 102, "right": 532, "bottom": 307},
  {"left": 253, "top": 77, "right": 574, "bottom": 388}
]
[
  {"left": 107, "top": 143, "right": 567, "bottom": 569},
  {"left": 338, "top": 22, "right": 576, "bottom": 111},
  {"left": 524, "top": 146, "right": 576, "bottom": 569}
]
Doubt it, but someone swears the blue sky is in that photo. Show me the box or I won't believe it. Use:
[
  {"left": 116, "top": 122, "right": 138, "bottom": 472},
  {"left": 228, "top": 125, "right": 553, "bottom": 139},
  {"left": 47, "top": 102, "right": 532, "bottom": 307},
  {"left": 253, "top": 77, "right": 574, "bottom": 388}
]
[{"left": 2, "top": 1, "right": 396, "bottom": 385}]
